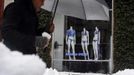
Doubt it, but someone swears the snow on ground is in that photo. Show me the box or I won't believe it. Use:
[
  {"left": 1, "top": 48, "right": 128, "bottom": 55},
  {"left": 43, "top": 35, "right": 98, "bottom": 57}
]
[
  {"left": 59, "top": 69, "right": 134, "bottom": 75},
  {"left": 114, "top": 69, "right": 134, "bottom": 75},
  {"left": 59, "top": 72, "right": 105, "bottom": 75},
  {"left": 0, "top": 42, "right": 134, "bottom": 75}
]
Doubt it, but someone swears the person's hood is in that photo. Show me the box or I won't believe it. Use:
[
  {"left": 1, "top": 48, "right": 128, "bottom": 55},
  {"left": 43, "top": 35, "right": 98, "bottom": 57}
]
[
  {"left": 14, "top": 0, "right": 35, "bottom": 12},
  {"left": 14, "top": 0, "right": 33, "bottom": 6}
]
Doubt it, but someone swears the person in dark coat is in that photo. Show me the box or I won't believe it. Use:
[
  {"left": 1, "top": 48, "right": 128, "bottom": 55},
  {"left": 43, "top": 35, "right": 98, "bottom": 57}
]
[{"left": 1, "top": 0, "right": 54, "bottom": 54}]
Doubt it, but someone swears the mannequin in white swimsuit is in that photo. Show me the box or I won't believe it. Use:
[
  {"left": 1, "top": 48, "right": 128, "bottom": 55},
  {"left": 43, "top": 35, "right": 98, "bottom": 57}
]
[{"left": 92, "top": 27, "right": 100, "bottom": 60}]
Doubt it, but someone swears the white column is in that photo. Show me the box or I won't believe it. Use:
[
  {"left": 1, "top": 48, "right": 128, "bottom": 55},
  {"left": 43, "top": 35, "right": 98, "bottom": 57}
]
[{"left": 52, "top": 13, "right": 64, "bottom": 71}]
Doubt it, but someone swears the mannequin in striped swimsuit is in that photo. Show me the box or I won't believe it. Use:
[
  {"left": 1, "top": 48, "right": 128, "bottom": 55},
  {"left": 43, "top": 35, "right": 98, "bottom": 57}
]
[{"left": 81, "top": 28, "right": 90, "bottom": 60}]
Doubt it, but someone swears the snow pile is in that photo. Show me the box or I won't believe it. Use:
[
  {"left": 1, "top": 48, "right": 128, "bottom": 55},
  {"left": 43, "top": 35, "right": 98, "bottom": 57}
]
[
  {"left": 41, "top": 32, "right": 51, "bottom": 48},
  {"left": 43, "top": 68, "right": 59, "bottom": 75},
  {"left": 42, "top": 32, "right": 51, "bottom": 40},
  {"left": 0, "top": 42, "right": 46, "bottom": 75}
]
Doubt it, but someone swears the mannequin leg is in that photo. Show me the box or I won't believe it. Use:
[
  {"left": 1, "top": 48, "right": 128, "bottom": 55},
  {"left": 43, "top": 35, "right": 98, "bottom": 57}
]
[
  {"left": 85, "top": 42, "right": 90, "bottom": 60},
  {"left": 71, "top": 41, "right": 76, "bottom": 60},
  {"left": 96, "top": 43, "right": 99, "bottom": 60},
  {"left": 94, "top": 41, "right": 98, "bottom": 60},
  {"left": 93, "top": 41, "right": 96, "bottom": 60},
  {"left": 67, "top": 40, "right": 71, "bottom": 60},
  {"left": 82, "top": 42, "right": 86, "bottom": 60}
]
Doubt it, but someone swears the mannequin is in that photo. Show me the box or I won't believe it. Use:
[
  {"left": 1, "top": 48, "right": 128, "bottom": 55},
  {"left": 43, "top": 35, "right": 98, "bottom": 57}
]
[
  {"left": 92, "top": 27, "right": 100, "bottom": 60},
  {"left": 66, "top": 26, "right": 76, "bottom": 60},
  {"left": 81, "top": 28, "right": 90, "bottom": 60}
]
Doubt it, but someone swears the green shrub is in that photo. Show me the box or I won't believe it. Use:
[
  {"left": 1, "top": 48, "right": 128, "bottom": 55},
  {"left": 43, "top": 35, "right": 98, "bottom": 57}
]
[{"left": 37, "top": 9, "right": 52, "bottom": 68}]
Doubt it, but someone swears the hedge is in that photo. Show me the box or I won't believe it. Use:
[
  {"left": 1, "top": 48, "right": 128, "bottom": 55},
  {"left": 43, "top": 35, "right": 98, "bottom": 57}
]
[{"left": 114, "top": 0, "right": 134, "bottom": 72}]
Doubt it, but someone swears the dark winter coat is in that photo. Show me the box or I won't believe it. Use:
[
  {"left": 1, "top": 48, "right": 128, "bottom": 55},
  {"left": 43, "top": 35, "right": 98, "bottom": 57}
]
[{"left": 1, "top": 0, "right": 38, "bottom": 54}]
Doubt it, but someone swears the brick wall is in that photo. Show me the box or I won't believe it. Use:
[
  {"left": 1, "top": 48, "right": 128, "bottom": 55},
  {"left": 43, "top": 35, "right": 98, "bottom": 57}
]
[
  {"left": 0, "top": 0, "right": 4, "bottom": 41},
  {"left": 0, "top": 0, "right": 4, "bottom": 26}
]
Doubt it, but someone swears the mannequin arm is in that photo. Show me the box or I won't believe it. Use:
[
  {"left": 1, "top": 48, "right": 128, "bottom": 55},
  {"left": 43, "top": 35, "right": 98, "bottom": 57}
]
[
  {"left": 74, "top": 31, "right": 76, "bottom": 44},
  {"left": 87, "top": 32, "right": 89, "bottom": 45},
  {"left": 81, "top": 32, "right": 82, "bottom": 45},
  {"left": 74, "top": 35, "right": 76, "bottom": 45},
  {"left": 66, "top": 35, "right": 68, "bottom": 45},
  {"left": 98, "top": 32, "right": 100, "bottom": 44}
]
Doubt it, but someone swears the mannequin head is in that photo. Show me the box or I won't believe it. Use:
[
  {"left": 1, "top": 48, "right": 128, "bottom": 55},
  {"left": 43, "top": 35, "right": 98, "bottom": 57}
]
[
  {"left": 83, "top": 28, "right": 86, "bottom": 32},
  {"left": 70, "top": 26, "right": 73, "bottom": 30},
  {"left": 95, "top": 27, "right": 99, "bottom": 31}
]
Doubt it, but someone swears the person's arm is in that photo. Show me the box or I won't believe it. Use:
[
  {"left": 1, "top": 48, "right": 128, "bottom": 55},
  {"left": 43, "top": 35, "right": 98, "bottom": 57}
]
[{"left": 1, "top": 3, "right": 35, "bottom": 47}]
